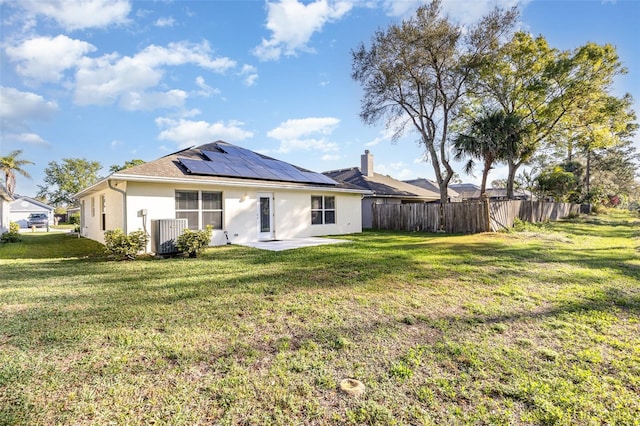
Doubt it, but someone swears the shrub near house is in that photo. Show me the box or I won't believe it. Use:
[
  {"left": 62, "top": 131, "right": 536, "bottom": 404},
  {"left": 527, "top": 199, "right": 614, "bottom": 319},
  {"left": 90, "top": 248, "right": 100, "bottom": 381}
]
[
  {"left": 104, "top": 229, "right": 149, "bottom": 260},
  {"left": 0, "top": 222, "right": 21, "bottom": 243}
]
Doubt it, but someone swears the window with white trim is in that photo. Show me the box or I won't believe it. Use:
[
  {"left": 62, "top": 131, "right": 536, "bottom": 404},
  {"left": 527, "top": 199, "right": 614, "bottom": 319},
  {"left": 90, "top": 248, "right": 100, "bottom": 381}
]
[
  {"left": 311, "top": 195, "right": 335, "bottom": 225},
  {"left": 100, "top": 195, "right": 106, "bottom": 231},
  {"left": 175, "top": 190, "right": 223, "bottom": 230}
]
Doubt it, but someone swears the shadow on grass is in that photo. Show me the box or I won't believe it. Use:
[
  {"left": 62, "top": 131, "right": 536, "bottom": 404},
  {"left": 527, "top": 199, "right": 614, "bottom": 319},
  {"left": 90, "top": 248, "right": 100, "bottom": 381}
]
[
  {"left": 2, "top": 215, "right": 638, "bottom": 354},
  {"left": 0, "top": 233, "right": 106, "bottom": 260}
]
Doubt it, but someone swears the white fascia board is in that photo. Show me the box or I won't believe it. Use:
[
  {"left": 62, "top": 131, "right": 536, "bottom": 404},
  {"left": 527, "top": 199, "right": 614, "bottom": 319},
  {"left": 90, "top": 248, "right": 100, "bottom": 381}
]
[
  {"left": 73, "top": 178, "right": 110, "bottom": 199},
  {"left": 110, "top": 174, "right": 372, "bottom": 195}
]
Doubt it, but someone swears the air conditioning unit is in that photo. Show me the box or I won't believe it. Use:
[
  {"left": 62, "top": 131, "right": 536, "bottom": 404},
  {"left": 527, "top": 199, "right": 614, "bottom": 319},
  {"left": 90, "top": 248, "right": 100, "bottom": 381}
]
[{"left": 152, "top": 219, "right": 188, "bottom": 255}]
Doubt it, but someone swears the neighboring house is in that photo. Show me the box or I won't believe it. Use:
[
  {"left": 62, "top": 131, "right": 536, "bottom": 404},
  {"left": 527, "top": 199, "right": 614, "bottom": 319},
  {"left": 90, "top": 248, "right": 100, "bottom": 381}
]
[
  {"left": 324, "top": 150, "right": 440, "bottom": 228},
  {"left": 0, "top": 184, "right": 13, "bottom": 234},
  {"left": 74, "top": 141, "right": 367, "bottom": 249},
  {"left": 9, "top": 196, "right": 55, "bottom": 228},
  {"left": 449, "top": 183, "right": 531, "bottom": 201},
  {"left": 404, "top": 178, "right": 460, "bottom": 202}
]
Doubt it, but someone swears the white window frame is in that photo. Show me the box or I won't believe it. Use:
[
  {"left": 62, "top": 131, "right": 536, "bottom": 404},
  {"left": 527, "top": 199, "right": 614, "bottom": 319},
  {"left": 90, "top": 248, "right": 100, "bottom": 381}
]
[
  {"left": 175, "top": 190, "right": 223, "bottom": 230},
  {"left": 311, "top": 195, "right": 336, "bottom": 225},
  {"left": 100, "top": 194, "right": 106, "bottom": 231}
]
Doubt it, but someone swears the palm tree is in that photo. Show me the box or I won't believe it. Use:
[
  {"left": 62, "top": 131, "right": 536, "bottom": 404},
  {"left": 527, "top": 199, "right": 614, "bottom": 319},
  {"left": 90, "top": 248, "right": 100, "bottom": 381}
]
[
  {"left": 453, "top": 110, "right": 523, "bottom": 199},
  {"left": 0, "top": 150, "right": 34, "bottom": 196}
]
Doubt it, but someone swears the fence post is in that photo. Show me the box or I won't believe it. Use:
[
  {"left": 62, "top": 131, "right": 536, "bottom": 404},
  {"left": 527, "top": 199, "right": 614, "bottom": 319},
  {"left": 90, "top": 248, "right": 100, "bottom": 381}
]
[{"left": 483, "top": 197, "right": 490, "bottom": 232}]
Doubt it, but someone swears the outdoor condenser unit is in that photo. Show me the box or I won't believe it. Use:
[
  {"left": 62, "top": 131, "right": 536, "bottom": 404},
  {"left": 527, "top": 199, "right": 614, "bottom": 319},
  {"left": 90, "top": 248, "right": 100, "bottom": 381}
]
[{"left": 152, "top": 218, "right": 188, "bottom": 255}]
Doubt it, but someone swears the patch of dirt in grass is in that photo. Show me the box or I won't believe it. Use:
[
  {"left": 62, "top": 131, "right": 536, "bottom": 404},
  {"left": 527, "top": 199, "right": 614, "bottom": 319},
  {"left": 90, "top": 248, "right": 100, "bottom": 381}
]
[
  {"left": 1, "top": 303, "right": 33, "bottom": 313},
  {"left": 507, "top": 231, "right": 573, "bottom": 243}
]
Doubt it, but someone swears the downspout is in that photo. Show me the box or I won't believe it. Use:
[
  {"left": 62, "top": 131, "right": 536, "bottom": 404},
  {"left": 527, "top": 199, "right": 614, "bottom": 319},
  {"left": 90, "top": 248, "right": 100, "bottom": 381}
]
[{"left": 108, "top": 179, "right": 127, "bottom": 234}]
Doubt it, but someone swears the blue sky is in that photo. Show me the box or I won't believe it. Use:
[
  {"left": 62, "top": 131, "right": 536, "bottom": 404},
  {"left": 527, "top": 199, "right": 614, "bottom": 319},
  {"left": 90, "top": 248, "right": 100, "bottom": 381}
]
[{"left": 1, "top": 0, "right": 638, "bottom": 197}]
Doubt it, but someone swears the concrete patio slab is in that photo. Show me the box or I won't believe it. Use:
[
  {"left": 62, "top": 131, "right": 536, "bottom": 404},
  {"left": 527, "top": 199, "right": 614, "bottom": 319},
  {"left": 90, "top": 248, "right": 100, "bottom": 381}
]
[{"left": 238, "top": 237, "right": 350, "bottom": 251}]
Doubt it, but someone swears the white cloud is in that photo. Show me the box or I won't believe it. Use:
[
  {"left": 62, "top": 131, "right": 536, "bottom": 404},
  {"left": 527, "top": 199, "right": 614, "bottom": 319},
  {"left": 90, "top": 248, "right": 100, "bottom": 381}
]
[
  {"left": 16, "top": 0, "right": 131, "bottom": 31},
  {"left": 156, "top": 117, "right": 254, "bottom": 148},
  {"left": 155, "top": 17, "right": 176, "bottom": 27},
  {"left": 10, "top": 133, "right": 49, "bottom": 146},
  {"left": 253, "top": 0, "right": 353, "bottom": 61},
  {"left": 239, "top": 64, "right": 258, "bottom": 87},
  {"left": 365, "top": 125, "right": 396, "bottom": 147},
  {"left": 382, "top": 0, "right": 529, "bottom": 24},
  {"left": 0, "top": 86, "right": 57, "bottom": 146},
  {"left": 267, "top": 117, "right": 340, "bottom": 153},
  {"left": 5, "top": 35, "right": 96, "bottom": 84},
  {"left": 321, "top": 154, "right": 341, "bottom": 161},
  {"left": 74, "top": 41, "right": 236, "bottom": 108},
  {"left": 376, "top": 161, "right": 413, "bottom": 180},
  {"left": 0, "top": 87, "right": 58, "bottom": 122},
  {"left": 119, "top": 89, "right": 187, "bottom": 111},
  {"left": 194, "top": 76, "right": 221, "bottom": 97}
]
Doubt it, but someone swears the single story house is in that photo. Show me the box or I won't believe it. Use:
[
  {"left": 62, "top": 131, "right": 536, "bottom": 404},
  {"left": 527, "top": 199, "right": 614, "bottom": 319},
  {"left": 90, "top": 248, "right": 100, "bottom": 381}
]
[
  {"left": 404, "top": 178, "right": 460, "bottom": 202},
  {"left": 9, "top": 196, "right": 55, "bottom": 228},
  {"left": 449, "top": 183, "right": 531, "bottom": 201},
  {"left": 74, "top": 141, "right": 367, "bottom": 250},
  {"left": 0, "top": 184, "right": 12, "bottom": 234},
  {"left": 324, "top": 150, "right": 440, "bottom": 228}
]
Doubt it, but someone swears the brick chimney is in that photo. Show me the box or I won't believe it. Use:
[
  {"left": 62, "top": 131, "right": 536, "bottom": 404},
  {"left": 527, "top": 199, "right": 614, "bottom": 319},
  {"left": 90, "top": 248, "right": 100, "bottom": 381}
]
[{"left": 361, "top": 150, "right": 374, "bottom": 177}]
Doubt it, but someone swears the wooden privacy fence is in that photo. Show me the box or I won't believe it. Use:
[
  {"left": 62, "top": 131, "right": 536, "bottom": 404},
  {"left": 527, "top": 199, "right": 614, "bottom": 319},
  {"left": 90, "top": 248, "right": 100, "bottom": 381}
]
[{"left": 372, "top": 201, "right": 580, "bottom": 234}]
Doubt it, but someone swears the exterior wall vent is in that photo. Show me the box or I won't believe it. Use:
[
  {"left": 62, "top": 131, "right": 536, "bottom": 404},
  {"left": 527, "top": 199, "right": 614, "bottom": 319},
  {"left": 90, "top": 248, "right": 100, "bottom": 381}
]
[{"left": 152, "top": 219, "right": 188, "bottom": 254}]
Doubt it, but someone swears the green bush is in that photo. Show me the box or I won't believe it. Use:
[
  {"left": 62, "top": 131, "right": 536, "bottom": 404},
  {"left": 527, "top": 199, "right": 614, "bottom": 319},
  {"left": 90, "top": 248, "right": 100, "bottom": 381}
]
[
  {"left": 511, "top": 218, "right": 550, "bottom": 233},
  {"left": 0, "top": 222, "right": 21, "bottom": 243},
  {"left": 176, "top": 225, "right": 213, "bottom": 257},
  {"left": 68, "top": 213, "right": 81, "bottom": 225},
  {"left": 104, "top": 229, "right": 149, "bottom": 260}
]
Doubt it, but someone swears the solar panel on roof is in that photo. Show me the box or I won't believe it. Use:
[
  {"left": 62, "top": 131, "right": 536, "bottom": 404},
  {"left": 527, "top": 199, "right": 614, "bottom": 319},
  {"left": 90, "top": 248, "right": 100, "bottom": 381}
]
[
  {"left": 207, "top": 161, "right": 242, "bottom": 176},
  {"left": 249, "top": 164, "right": 282, "bottom": 180},
  {"left": 179, "top": 158, "right": 213, "bottom": 174},
  {"left": 181, "top": 144, "right": 337, "bottom": 185},
  {"left": 200, "top": 149, "right": 227, "bottom": 161}
]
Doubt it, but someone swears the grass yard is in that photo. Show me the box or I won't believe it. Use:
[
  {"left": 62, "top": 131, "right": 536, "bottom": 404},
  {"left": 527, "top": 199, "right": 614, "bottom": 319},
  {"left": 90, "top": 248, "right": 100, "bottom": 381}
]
[{"left": 1, "top": 211, "right": 639, "bottom": 425}]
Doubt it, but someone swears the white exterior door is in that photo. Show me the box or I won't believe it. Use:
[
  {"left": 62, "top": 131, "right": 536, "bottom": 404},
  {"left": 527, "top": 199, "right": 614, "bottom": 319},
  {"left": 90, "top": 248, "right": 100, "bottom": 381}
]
[{"left": 257, "top": 193, "right": 274, "bottom": 240}]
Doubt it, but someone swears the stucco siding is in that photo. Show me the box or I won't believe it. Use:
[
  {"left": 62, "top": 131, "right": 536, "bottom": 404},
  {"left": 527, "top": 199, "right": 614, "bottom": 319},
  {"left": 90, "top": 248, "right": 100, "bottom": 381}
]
[
  {"left": 0, "top": 200, "right": 10, "bottom": 233},
  {"left": 274, "top": 190, "right": 362, "bottom": 239},
  {"left": 79, "top": 179, "right": 363, "bottom": 250},
  {"left": 80, "top": 188, "right": 124, "bottom": 244}
]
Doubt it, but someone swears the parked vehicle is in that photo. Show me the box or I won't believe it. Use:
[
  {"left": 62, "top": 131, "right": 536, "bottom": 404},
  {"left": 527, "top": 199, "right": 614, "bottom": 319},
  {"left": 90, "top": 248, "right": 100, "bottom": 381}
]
[{"left": 27, "top": 213, "right": 49, "bottom": 228}]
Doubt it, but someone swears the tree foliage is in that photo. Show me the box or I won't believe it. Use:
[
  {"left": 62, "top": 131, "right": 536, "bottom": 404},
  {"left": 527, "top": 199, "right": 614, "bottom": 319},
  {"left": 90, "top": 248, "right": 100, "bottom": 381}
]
[
  {"left": 351, "top": 0, "right": 518, "bottom": 205},
  {"left": 453, "top": 110, "right": 523, "bottom": 198},
  {"left": 475, "top": 32, "right": 632, "bottom": 199},
  {"left": 37, "top": 158, "right": 102, "bottom": 207},
  {"left": 0, "top": 150, "right": 34, "bottom": 196},
  {"left": 589, "top": 138, "right": 640, "bottom": 206},
  {"left": 536, "top": 163, "right": 582, "bottom": 202},
  {"left": 109, "top": 159, "right": 146, "bottom": 173}
]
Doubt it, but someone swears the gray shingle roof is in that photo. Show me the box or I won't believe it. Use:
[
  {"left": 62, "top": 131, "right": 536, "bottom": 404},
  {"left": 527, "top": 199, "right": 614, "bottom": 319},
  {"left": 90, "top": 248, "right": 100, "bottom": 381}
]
[
  {"left": 404, "top": 178, "right": 460, "bottom": 198},
  {"left": 324, "top": 167, "right": 439, "bottom": 200},
  {"left": 114, "top": 141, "right": 358, "bottom": 189}
]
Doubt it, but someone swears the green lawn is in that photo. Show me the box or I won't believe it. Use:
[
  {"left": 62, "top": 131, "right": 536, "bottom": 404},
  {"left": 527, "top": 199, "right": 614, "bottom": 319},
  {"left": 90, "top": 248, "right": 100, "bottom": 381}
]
[{"left": 1, "top": 211, "right": 639, "bottom": 425}]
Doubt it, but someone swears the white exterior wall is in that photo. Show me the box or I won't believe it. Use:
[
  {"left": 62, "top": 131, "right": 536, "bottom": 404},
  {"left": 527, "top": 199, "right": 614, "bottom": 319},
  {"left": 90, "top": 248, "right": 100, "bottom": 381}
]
[
  {"left": 0, "top": 199, "right": 10, "bottom": 233},
  {"left": 80, "top": 186, "right": 124, "bottom": 244},
  {"left": 126, "top": 182, "right": 362, "bottom": 247},
  {"left": 272, "top": 189, "right": 362, "bottom": 240},
  {"left": 80, "top": 180, "right": 363, "bottom": 250}
]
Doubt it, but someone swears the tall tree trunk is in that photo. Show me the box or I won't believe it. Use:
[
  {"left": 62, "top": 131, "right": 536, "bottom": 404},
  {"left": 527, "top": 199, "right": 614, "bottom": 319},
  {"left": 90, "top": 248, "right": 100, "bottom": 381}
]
[
  {"left": 480, "top": 158, "right": 492, "bottom": 199},
  {"left": 481, "top": 161, "right": 491, "bottom": 232},
  {"left": 506, "top": 159, "right": 519, "bottom": 200},
  {"left": 585, "top": 148, "right": 591, "bottom": 211}
]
